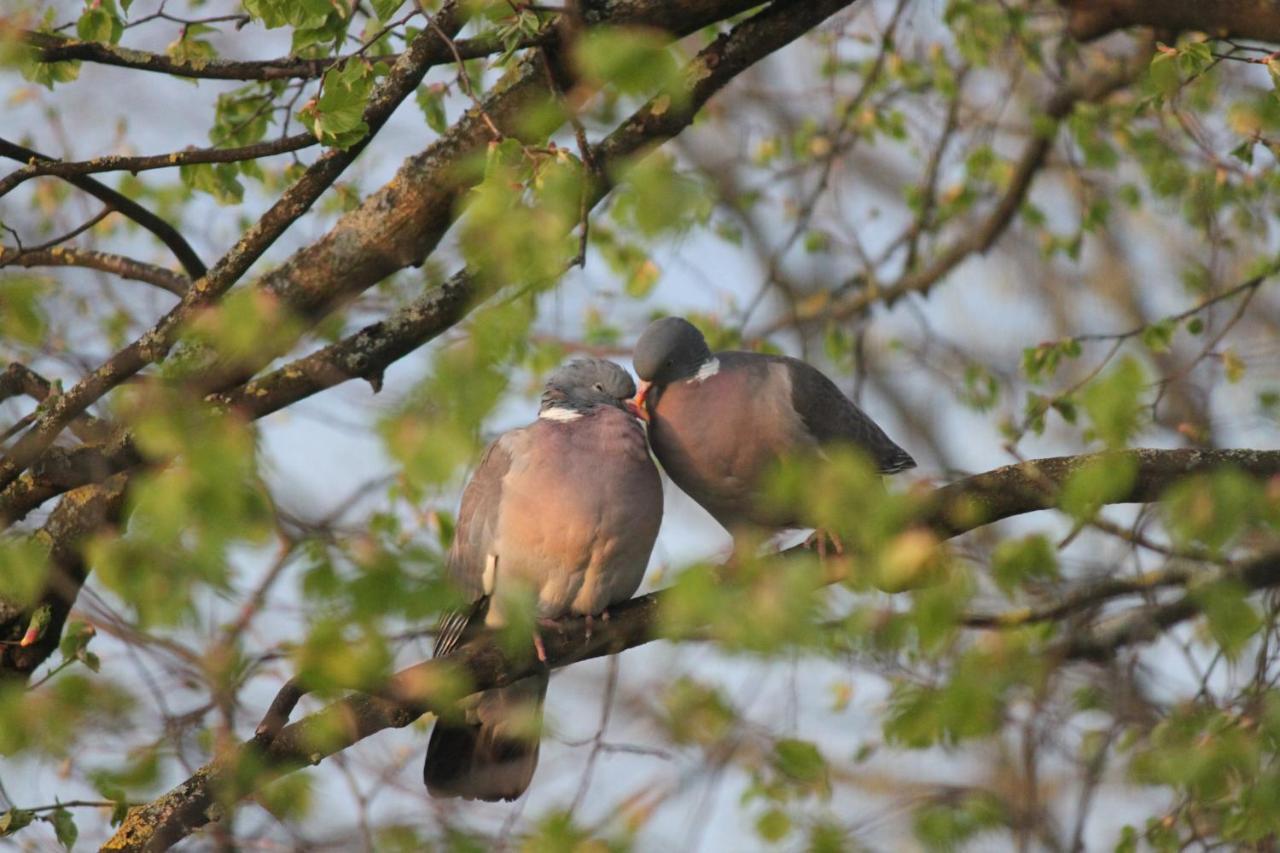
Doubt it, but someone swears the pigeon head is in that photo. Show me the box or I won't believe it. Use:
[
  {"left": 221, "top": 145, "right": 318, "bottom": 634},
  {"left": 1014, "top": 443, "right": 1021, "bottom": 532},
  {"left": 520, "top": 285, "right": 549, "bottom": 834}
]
[
  {"left": 632, "top": 317, "right": 713, "bottom": 386},
  {"left": 540, "top": 359, "right": 640, "bottom": 417}
]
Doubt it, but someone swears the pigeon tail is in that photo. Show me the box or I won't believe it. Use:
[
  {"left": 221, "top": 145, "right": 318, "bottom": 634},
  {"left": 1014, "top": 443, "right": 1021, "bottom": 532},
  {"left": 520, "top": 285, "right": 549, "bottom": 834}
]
[
  {"left": 878, "top": 446, "right": 917, "bottom": 475},
  {"left": 424, "top": 674, "right": 548, "bottom": 801}
]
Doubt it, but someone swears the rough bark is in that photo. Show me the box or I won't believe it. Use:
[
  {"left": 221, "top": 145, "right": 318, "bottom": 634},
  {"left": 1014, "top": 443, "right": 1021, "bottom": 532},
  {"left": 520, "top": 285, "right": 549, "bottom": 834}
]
[
  {"left": 0, "top": 476, "right": 128, "bottom": 679},
  {"left": 918, "top": 447, "right": 1280, "bottom": 537},
  {"left": 1059, "top": 0, "right": 1280, "bottom": 42}
]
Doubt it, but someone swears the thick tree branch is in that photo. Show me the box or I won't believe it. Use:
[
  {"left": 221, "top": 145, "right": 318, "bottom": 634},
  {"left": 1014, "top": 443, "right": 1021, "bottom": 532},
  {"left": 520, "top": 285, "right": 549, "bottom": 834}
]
[
  {"left": 1058, "top": 0, "right": 1280, "bottom": 43},
  {"left": 105, "top": 447, "right": 1280, "bottom": 850},
  {"left": 916, "top": 447, "right": 1280, "bottom": 537},
  {"left": 0, "top": 363, "right": 115, "bottom": 445},
  {"left": 0, "top": 246, "right": 189, "bottom": 295},
  {"left": 0, "top": 475, "right": 128, "bottom": 680}
]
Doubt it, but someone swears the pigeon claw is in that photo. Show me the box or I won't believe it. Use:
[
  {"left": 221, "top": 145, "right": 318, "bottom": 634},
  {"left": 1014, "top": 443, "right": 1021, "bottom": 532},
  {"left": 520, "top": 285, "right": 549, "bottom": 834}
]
[
  {"left": 804, "top": 529, "right": 845, "bottom": 559},
  {"left": 533, "top": 617, "right": 560, "bottom": 664}
]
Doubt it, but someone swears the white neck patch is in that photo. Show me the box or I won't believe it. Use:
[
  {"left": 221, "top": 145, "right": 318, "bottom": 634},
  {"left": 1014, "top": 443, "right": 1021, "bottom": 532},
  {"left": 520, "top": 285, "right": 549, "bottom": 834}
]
[
  {"left": 539, "top": 407, "right": 583, "bottom": 422},
  {"left": 689, "top": 357, "right": 720, "bottom": 384}
]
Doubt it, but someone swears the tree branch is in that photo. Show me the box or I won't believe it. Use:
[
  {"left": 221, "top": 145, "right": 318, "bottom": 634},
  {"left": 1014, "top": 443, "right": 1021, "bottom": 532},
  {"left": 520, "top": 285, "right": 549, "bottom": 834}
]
[
  {"left": 0, "top": 0, "right": 796, "bottom": 513},
  {"left": 915, "top": 447, "right": 1280, "bottom": 537},
  {"left": 0, "top": 132, "right": 319, "bottom": 199},
  {"left": 0, "top": 3, "right": 472, "bottom": 497},
  {"left": 1056, "top": 549, "right": 1280, "bottom": 660},
  {"left": 1058, "top": 0, "right": 1280, "bottom": 43},
  {"left": 0, "top": 246, "right": 189, "bottom": 295},
  {"left": 0, "top": 363, "right": 115, "bottom": 445},
  {"left": 15, "top": 22, "right": 546, "bottom": 82},
  {"left": 0, "top": 137, "right": 207, "bottom": 279},
  {"left": 0, "top": 475, "right": 128, "bottom": 680},
  {"left": 0, "top": 0, "right": 777, "bottom": 500},
  {"left": 214, "top": 0, "right": 858, "bottom": 417},
  {"left": 771, "top": 35, "right": 1152, "bottom": 332},
  {"left": 0, "top": 0, "right": 856, "bottom": 687},
  {"left": 104, "top": 447, "right": 1280, "bottom": 850}
]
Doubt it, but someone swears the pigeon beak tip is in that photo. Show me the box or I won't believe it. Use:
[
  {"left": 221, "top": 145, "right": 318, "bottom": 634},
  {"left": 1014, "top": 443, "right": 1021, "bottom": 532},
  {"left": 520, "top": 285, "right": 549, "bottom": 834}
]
[{"left": 631, "top": 382, "right": 651, "bottom": 422}]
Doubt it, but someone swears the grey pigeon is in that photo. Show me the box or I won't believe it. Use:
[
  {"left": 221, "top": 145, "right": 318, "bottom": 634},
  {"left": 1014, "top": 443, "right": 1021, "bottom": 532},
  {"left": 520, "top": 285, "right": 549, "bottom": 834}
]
[
  {"left": 425, "top": 359, "right": 663, "bottom": 801},
  {"left": 632, "top": 316, "right": 914, "bottom": 535}
]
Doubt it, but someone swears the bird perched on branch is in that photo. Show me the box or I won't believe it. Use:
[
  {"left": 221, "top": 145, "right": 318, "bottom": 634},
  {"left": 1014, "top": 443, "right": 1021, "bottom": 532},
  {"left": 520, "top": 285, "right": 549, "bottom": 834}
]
[
  {"left": 632, "top": 316, "right": 914, "bottom": 539},
  {"left": 425, "top": 358, "right": 662, "bottom": 801}
]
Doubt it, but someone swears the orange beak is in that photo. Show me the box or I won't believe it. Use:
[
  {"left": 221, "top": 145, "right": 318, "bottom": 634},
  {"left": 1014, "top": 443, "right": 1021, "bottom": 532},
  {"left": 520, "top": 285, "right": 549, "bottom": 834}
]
[{"left": 632, "top": 381, "right": 652, "bottom": 422}]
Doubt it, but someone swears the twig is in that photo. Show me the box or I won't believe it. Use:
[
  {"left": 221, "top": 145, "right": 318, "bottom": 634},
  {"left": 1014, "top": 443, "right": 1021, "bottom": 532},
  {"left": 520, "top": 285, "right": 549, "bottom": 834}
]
[
  {"left": 0, "top": 137, "right": 207, "bottom": 279},
  {"left": 0, "top": 132, "right": 320, "bottom": 198},
  {"left": 0, "top": 246, "right": 190, "bottom": 296}
]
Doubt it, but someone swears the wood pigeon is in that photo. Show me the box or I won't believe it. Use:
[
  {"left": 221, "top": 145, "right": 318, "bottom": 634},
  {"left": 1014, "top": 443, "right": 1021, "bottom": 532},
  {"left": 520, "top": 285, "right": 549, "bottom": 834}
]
[
  {"left": 632, "top": 316, "right": 914, "bottom": 535},
  {"left": 425, "top": 358, "right": 663, "bottom": 801}
]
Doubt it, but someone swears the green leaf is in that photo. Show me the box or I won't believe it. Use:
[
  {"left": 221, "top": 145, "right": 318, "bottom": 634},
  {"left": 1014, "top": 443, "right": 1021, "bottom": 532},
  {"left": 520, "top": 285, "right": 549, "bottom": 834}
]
[
  {"left": 574, "top": 27, "right": 684, "bottom": 98},
  {"left": 991, "top": 534, "right": 1058, "bottom": 594},
  {"left": 1081, "top": 356, "right": 1146, "bottom": 447},
  {"left": 772, "top": 738, "right": 826, "bottom": 785},
  {"left": 0, "top": 275, "right": 50, "bottom": 345},
  {"left": 1149, "top": 50, "right": 1181, "bottom": 97},
  {"left": 1223, "top": 348, "right": 1246, "bottom": 383},
  {"left": 0, "top": 809, "right": 34, "bottom": 836},
  {"left": 756, "top": 807, "right": 791, "bottom": 842},
  {"left": 1194, "top": 581, "right": 1262, "bottom": 659},
  {"left": 1059, "top": 454, "right": 1137, "bottom": 521},
  {"left": 611, "top": 153, "right": 711, "bottom": 237},
  {"left": 21, "top": 52, "right": 81, "bottom": 89},
  {"left": 661, "top": 677, "right": 737, "bottom": 746},
  {"left": 912, "top": 793, "right": 1005, "bottom": 852},
  {"left": 415, "top": 85, "right": 448, "bottom": 134},
  {"left": 1230, "top": 139, "right": 1256, "bottom": 165},
  {"left": 1141, "top": 319, "right": 1175, "bottom": 353},
  {"left": 624, "top": 257, "right": 660, "bottom": 297},
  {"left": 1021, "top": 338, "right": 1080, "bottom": 384},
  {"left": 290, "top": 10, "right": 349, "bottom": 54},
  {"left": 884, "top": 644, "right": 1035, "bottom": 747},
  {"left": 178, "top": 162, "right": 244, "bottom": 205},
  {"left": 301, "top": 60, "right": 376, "bottom": 148},
  {"left": 242, "top": 0, "right": 334, "bottom": 29},
  {"left": 0, "top": 537, "right": 52, "bottom": 609},
  {"left": 76, "top": 7, "right": 122, "bottom": 44},
  {"left": 369, "top": 0, "right": 403, "bottom": 21},
  {"left": 166, "top": 24, "right": 218, "bottom": 68},
  {"left": 1268, "top": 57, "right": 1280, "bottom": 98},
  {"left": 1163, "top": 469, "right": 1263, "bottom": 551},
  {"left": 59, "top": 620, "right": 97, "bottom": 671},
  {"left": 51, "top": 805, "right": 77, "bottom": 850}
]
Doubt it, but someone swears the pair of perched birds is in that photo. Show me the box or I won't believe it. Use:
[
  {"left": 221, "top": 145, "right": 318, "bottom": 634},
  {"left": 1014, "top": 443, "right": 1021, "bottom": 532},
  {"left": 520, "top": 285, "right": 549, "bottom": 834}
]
[{"left": 425, "top": 316, "right": 916, "bottom": 801}]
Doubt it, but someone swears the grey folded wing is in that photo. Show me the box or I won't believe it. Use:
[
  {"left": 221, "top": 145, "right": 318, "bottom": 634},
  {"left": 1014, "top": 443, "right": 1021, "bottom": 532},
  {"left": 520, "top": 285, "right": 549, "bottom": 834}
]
[
  {"left": 784, "top": 357, "right": 916, "bottom": 474},
  {"left": 434, "top": 434, "right": 515, "bottom": 658}
]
